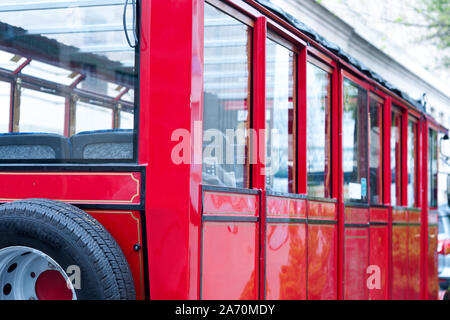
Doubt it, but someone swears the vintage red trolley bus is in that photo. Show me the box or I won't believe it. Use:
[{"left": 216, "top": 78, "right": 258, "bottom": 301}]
[{"left": 0, "top": 0, "right": 446, "bottom": 300}]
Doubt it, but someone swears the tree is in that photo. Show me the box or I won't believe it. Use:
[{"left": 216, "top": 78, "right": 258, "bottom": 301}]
[{"left": 416, "top": 0, "right": 450, "bottom": 67}]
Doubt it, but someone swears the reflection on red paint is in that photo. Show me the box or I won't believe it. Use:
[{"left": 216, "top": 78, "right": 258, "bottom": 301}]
[
  {"left": 344, "top": 228, "right": 369, "bottom": 300},
  {"left": 308, "top": 201, "right": 337, "bottom": 220},
  {"left": 369, "top": 226, "right": 388, "bottom": 300},
  {"left": 344, "top": 207, "right": 369, "bottom": 224},
  {"left": 307, "top": 224, "right": 337, "bottom": 300},
  {"left": 202, "top": 222, "right": 258, "bottom": 300},
  {"left": 408, "top": 226, "right": 421, "bottom": 300},
  {"left": 203, "top": 192, "right": 258, "bottom": 217},
  {"left": 266, "top": 197, "right": 306, "bottom": 218},
  {"left": 265, "top": 224, "right": 307, "bottom": 300},
  {"left": 428, "top": 226, "right": 439, "bottom": 300},
  {"left": 392, "top": 226, "right": 408, "bottom": 299},
  {"left": 370, "top": 208, "right": 388, "bottom": 223}
]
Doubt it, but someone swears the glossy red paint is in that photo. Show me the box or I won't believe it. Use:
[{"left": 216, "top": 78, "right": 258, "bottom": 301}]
[
  {"left": 408, "top": 225, "right": 421, "bottom": 300},
  {"left": 265, "top": 223, "right": 307, "bottom": 300},
  {"left": 343, "top": 228, "right": 369, "bottom": 300},
  {"left": 392, "top": 225, "right": 409, "bottom": 300},
  {"left": 308, "top": 201, "right": 337, "bottom": 221},
  {"left": 392, "top": 209, "right": 408, "bottom": 223},
  {"left": 408, "top": 210, "right": 421, "bottom": 224},
  {"left": 201, "top": 222, "right": 259, "bottom": 300},
  {"left": 307, "top": 224, "right": 338, "bottom": 300},
  {"left": 0, "top": 172, "right": 140, "bottom": 205},
  {"left": 141, "top": 0, "right": 201, "bottom": 300},
  {"left": 87, "top": 210, "right": 145, "bottom": 300},
  {"left": 266, "top": 196, "right": 306, "bottom": 218},
  {"left": 370, "top": 207, "right": 388, "bottom": 223},
  {"left": 427, "top": 225, "right": 439, "bottom": 300},
  {"left": 369, "top": 226, "right": 388, "bottom": 300},
  {"left": 344, "top": 207, "right": 369, "bottom": 224},
  {"left": 203, "top": 192, "right": 259, "bottom": 217}
]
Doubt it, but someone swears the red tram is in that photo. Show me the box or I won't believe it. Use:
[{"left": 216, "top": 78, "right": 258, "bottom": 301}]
[{"left": 0, "top": 0, "right": 446, "bottom": 300}]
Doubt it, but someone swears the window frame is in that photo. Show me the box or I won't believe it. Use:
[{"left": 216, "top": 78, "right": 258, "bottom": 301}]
[
  {"left": 368, "top": 92, "right": 385, "bottom": 205},
  {"left": 0, "top": 3, "right": 141, "bottom": 164},
  {"left": 305, "top": 56, "right": 334, "bottom": 199},
  {"left": 341, "top": 71, "right": 371, "bottom": 204},
  {"left": 264, "top": 30, "right": 299, "bottom": 194},
  {"left": 406, "top": 115, "right": 420, "bottom": 208}
]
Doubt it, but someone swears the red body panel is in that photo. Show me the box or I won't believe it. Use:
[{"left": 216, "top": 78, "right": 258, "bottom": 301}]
[
  {"left": 344, "top": 228, "right": 369, "bottom": 300},
  {"left": 204, "top": 192, "right": 259, "bottom": 217},
  {"left": 266, "top": 197, "right": 306, "bottom": 218},
  {"left": 307, "top": 224, "right": 338, "bottom": 300},
  {"left": 201, "top": 222, "right": 259, "bottom": 300},
  {"left": 265, "top": 223, "right": 307, "bottom": 300},
  {"left": 308, "top": 201, "right": 337, "bottom": 221},
  {"left": 408, "top": 225, "right": 421, "bottom": 300},
  {"left": 369, "top": 225, "right": 388, "bottom": 300},
  {"left": 344, "top": 207, "right": 369, "bottom": 224},
  {"left": 0, "top": 172, "right": 140, "bottom": 205},
  {"left": 87, "top": 210, "right": 145, "bottom": 300},
  {"left": 370, "top": 207, "right": 389, "bottom": 223},
  {"left": 427, "top": 225, "right": 439, "bottom": 300},
  {"left": 392, "top": 225, "right": 409, "bottom": 299}
]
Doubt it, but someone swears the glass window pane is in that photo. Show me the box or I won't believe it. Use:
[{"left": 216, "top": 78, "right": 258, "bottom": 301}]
[
  {"left": 22, "top": 61, "right": 79, "bottom": 86},
  {"left": 0, "top": 51, "right": 27, "bottom": 71},
  {"left": 119, "top": 110, "right": 134, "bottom": 130},
  {"left": 19, "top": 88, "right": 65, "bottom": 135},
  {"left": 407, "top": 120, "right": 417, "bottom": 207},
  {"left": 343, "top": 79, "right": 368, "bottom": 202},
  {"left": 369, "top": 95, "right": 383, "bottom": 204},
  {"left": 0, "top": 81, "right": 10, "bottom": 132},
  {"left": 307, "top": 62, "right": 331, "bottom": 198},
  {"left": 202, "top": 3, "right": 252, "bottom": 189},
  {"left": 265, "top": 39, "right": 295, "bottom": 194},
  {"left": 0, "top": 2, "right": 137, "bottom": 161},
  {"left": 391, "top": 110, "right": 402, "bottom": 206},
  {"left": 75, "top": 101, "right": 113, "bottom": 134},
  {"left": 428, "top": 129, "right": 438, "bottom": 208}
]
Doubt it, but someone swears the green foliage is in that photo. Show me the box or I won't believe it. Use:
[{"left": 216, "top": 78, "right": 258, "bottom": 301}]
[{"left": 417, "top": 0, "right": 450, "bottom": 49}]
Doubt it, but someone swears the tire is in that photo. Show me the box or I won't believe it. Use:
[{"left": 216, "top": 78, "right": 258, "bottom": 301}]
[{"left": 0, "top": 199, "right": 136, "bottom": 300}]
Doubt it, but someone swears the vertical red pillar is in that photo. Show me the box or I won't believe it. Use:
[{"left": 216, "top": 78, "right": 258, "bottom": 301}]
[
  {"left": 337, "top": 68, "right": 344, "bottom": 300},
  {"left": 140, "top": 0, "right": 201, "bottom": 299},
  {"left": 252, "top": 17, "right": 267, "bottom": 299},
  {"left": 384, "top": 97, "right": 392, "bottom": 300},
  {"left": 422, "top": 120, "right": 429, "bottom": 299}
]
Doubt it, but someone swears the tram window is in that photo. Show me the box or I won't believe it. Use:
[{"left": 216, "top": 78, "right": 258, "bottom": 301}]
[
  {"left": 202, "top": 3, "right": 252, "bottom": 189},
  {"left": 343, "top": 79, "right": 368, "bottom": 202},
  {"left": 75, "top": 101, "right": 113, "bottom": 134},
  {"left": 0, "top": 2, "right": 138, "bottom": 161},
  {"left": 0, "top": 81, "right": 10, "bottom": 132},
  {"left": 306, "top": 62, "right": 331, "bottom": 198},
  {"left": 391, "top": 109, "right": 403, "bottom": 206},
  {"left": 265, "top": 38, "right": 296, "bottom": 194},
  {"left": 428, "top": 129, "right": 438, "bottom": 208},
  {"left": 369, "top": 95, "right": 383, "bottom": 204},
  {"left": 407, "top": 120, "right": 418, "bottom": 207},
  {"left": 19, "top": 88, "right": 65, "bottom": 135}
]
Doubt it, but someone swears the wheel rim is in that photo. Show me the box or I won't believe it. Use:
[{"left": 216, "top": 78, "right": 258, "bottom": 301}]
[{"left": 0, "top": 246, "right": 76, "bottom": 300}]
